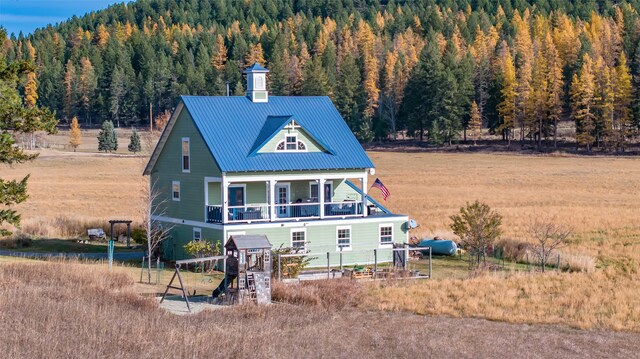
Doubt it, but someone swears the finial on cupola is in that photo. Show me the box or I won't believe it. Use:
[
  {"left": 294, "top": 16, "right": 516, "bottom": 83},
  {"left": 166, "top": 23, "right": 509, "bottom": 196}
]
[{"left": 243, "top": 63, "right": 269, "bottom": 103}]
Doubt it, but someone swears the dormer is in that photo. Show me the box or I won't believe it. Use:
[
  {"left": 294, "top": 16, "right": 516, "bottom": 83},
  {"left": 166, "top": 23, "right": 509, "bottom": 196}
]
[{"left": 244, "top": 63, "right": 269, "bottom": 103}]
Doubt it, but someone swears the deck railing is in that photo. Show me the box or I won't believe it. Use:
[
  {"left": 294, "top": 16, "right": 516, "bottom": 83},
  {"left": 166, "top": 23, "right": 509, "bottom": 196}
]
[{"left": 206, "top": 201, "right": 363, "bottom": 223}]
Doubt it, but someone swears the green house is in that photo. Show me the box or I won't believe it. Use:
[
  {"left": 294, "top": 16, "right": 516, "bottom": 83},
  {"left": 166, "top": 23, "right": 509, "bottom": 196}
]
[{"left": 144, "top": 63, "right": 408, "bottom": 266}]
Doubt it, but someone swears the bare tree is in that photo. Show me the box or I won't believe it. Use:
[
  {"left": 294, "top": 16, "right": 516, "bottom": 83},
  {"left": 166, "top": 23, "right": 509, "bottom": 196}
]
[
  {"left": 528, "top": 217, "right": 573, "bottom": 272},
  {"left": 140, "top": 180, "right": 173, "bottom": 283},
  {"left": 450, "top": 200, "right": 503, "bottom": 268}
]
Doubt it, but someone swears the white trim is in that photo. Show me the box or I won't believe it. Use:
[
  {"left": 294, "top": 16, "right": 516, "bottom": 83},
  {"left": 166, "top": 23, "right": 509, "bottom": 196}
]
[
  {"left": 379, "top": 223, "right": 394, "bottom": 248},
  {"left": 172, "top": 181, "right": 180, "bottom": 201},
  {"left": 228, "top": 184, "right": 247, "bottom": 206},
  {"left": 204, "top": 177, "right": 222, "bottom": 221},
  {"left": 274, "top": 182, "right": 290, "bottom": 217},
  {"left": 336, "top": 225, "right": 352, "bottom": 251},
  {"left": 152, "top": 214, "right": 408, "bottom": 231},
  {"left": 290, "top": 228, "right": 307, "bottom": 250},
  {"left": 226, "top": 172, "right": 366, "bottom": 183},
  {"left": 181, "top": 137, "right": 191, "bottom": 173},
  {"left": 193, "top": 227, "right": 202, "bottom": 241}
]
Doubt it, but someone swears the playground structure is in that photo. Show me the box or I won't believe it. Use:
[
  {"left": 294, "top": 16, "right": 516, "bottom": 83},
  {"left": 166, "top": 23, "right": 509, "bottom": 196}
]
[{"left": 160, "top": 234, "right": 272, "bottom": 312}]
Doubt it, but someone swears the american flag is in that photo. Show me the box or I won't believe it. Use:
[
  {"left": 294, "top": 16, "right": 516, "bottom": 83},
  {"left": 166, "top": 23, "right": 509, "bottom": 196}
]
[{"left": 371, "top": 178, "right": 390, "bottom": 201}]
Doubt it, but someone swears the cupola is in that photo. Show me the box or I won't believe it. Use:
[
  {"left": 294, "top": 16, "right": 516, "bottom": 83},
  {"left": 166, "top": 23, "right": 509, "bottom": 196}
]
[{"left": 243, "top": 63, "right": 269, "bottom": 103}]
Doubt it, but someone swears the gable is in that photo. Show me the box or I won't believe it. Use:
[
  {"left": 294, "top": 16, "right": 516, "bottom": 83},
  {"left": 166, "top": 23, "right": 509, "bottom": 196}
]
[
  {"left": 144, "top": 103, "right": 221, "bottom": 176},
  {"left": 257, "top": 125, "right": 326, "bottom": 154},
  {"left": 181, "top": 96, "right": 374, "bottom": 172}
]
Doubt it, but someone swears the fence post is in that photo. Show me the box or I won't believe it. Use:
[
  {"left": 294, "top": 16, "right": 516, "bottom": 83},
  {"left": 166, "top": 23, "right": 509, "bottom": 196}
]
[
  {"left": 156, "top": 257, "right": 161, "bottom": 284},
  {"left": 326, "top": 252, "right": 330, "bottom": 278},
  {"left": 556, "top": 253, "right": 560, "bottom": 272},
  {"left": 278, "top": 254, "right": 282, "bottom": 281},
  {"left": 373, "top": 249, "right": 377, "bottom": 279},
  {"left": 339, "top": 247, "right": 343, "bottom": 273},
  {"left": 404, "top": 243, "right": 408, "bottom": 271},
  {"left": 429, "top": 246, "right": 432, "bottom": 279}
]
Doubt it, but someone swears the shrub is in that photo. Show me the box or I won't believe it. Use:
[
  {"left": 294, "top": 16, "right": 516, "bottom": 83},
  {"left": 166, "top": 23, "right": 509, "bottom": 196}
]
[
  {"left": 184, "top": 240, "right": 221, "bottom": 258},
  {"left": 450, "top": 200, "right": 502, "bottom": 267},
  {"left": 0, "top": 232, "right": 32, "bottom": 249}
]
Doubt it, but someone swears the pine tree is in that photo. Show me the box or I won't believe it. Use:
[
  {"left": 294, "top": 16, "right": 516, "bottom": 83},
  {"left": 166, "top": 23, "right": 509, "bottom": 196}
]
[
  {"left": 78, "top": 57, "right": 97, "bottom": 125},
  {"left": 98, "top": 120, "right": 118, "bottom": 153},
  {"left": 110, "top": 66, "right": 126, "bottom": 128},
  {"left": 571, "top": 55, "right": 597, "bottom": 151},
  {"left": 469, "top": 101, "right": 482, "bottom": 145},
  {"left": 128, "top": 128, "right": 141, "bottom": 154},
  {"left": 69, "top": 117, "right": 82, "bottom": 152},
  {"left": 0, "top": 36, "right": 58, "bottom": 235},
  {"left": 497, "top": 48, "right": 517, "bottom": 146},
  {"left": 63, "top": 60, "right": 77, "bottom": 121},
  {"left": 613, "top": 52, "right": 632, "bottom": 151}
]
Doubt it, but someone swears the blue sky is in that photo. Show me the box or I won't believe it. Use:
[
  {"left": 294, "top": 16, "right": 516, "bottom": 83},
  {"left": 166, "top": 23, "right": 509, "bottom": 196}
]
[{"left": 0, "top": 0, "right": 123, "bottom": 36}]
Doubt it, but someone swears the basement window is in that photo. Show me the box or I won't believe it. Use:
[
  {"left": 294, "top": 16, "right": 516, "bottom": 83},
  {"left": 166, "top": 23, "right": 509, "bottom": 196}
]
[
  {"left": 193, "top": 227, "right": 202, "bottom": 241},
  {"left": 291, "top": 229, "right": 306, "bottom": 250}
]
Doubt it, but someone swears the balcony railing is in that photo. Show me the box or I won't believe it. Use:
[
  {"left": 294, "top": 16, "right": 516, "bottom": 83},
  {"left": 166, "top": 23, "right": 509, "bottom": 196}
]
[{"left": 206, "top": 201, "right": 363, "bottom": 223}]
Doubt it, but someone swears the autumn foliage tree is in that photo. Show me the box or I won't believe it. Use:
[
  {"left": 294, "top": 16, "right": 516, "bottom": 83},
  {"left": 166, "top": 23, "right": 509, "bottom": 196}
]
[{"left": 69, "top": 117, "right": 82, "bottom": 151}]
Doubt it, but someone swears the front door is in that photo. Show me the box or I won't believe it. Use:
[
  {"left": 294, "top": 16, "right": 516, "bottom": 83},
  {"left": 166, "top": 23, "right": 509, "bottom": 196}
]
[{"left": 275, "top": 184, "right": 290, "bottom": 217}]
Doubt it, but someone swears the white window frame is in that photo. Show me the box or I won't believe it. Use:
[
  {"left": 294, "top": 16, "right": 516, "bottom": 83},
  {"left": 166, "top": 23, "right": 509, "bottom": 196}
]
[
  {"left": 275, "top": 132, "right": 308, "bottom": 152},
  {"left": 181, "top": 137, "right": 190, "bottom": 173},
  {"left": 172, "top": 181, "right": 180, "bottom": 201},
  {"left": 336, "top": 225, "right": 352, "bottom": 251},
  {"left": 290, "top": 228, "right": 307, "bottom": 250},
  {"left": 379, "top": 223, "right": 393, "bottom": 247},
  {"left": 193, "top": 227, "right": 202, "bottom": 241},
  {"left": 227, "top": 184, "right": 246, "bottom": 207}
]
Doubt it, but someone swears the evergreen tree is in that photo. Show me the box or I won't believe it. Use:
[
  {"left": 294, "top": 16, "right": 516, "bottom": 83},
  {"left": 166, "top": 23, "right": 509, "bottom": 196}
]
[
  {"left": 613, "top": 52, "right": 633, "bottom": 151},
  {"left": 571, "top": 55, "right": 597, "bottom": 151},
  {"left": 497, "top": 48, "right": 517, "bottom": 146},
  {"left": 128, "top": 128, "right": 141, "bottom": 154},
  {"left": 69, "top": 117, "right": 82, "bottom": 152},
  {"left": 335, "top": 53, "right": 362, "bottom": 133},
  {"left": 97, "top": 120, "right": 118, "bottom": 152},
  {"left": 469, "top": 101, "right": 482, "bottom": 145},
  {"left": 0, "top": 39, "right": 57, "bottom": 235}
]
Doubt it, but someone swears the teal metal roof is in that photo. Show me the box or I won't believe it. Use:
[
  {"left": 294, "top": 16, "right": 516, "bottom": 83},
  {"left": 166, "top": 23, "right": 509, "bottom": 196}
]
[{"left": 181, "top": 96, "right": 374, "bottom": 172}]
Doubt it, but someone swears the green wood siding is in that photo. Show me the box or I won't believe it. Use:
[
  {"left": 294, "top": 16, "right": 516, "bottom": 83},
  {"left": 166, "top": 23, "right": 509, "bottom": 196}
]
[
  {"left": 150, "top": 108, "right": 222, "bottom": 222},
  {"left": 258, "top": 127, "right": 325, "bottom": 153},
  {"left": 162, "top": 224, "right": 224, "bottom": 261}
]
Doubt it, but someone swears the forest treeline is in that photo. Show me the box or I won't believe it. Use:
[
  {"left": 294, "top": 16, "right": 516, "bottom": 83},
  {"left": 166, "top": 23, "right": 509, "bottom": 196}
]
[{"left": 6, "top": 0, "right": 640, "bottom": 151}]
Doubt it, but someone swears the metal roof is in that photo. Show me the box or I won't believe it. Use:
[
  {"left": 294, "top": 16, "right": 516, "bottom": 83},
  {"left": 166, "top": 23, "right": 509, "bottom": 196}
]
[
  {"left": 181, "top": 96, "right": 374, "bottom": 172},
  {"left": 226, "top": 234, "right": 272, "bottom": 250}
]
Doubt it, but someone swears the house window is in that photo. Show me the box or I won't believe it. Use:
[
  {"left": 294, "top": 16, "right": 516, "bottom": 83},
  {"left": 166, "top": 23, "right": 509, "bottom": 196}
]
[
  {"left": 275, "top": 133, "right": 307, "bottom": 152},
  {"left": 181, "top": 138, "right": 190, "bottom": 172},
  {"left": 336, "top": 226, "right": 351, "bottom": 250},
  {"left": 291, "top": 229, "right": 306, "bottom": 250},
  {"left": 172, "top": 181, "right": 180, "bottom": 201},
  {"left": 379, "top": 224, "right": 393, "bottom": 245},
  {"left": 286, "top": 135, "right": 297, "bottom": 150},
  {"left": 193, "top": 228, "right": 202, "bottom": 241}
]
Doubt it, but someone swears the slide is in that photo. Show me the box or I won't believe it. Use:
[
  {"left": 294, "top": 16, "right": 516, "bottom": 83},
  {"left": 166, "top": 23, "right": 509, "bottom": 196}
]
[{"left": 212, "top": 274, "right": 236, "bottom": 298}]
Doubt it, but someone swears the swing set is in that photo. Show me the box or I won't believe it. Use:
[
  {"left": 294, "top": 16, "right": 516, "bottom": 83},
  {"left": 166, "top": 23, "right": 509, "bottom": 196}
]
[{"left": 159, "top": 255, "right": 227, "bottom": 312}]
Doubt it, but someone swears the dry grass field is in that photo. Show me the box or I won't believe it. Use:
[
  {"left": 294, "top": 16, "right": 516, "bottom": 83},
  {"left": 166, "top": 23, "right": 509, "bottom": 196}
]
[
  {"left": 2, "top": 141, "right": 640, "bottom": 334},
  {"left": 0, "top": 261, "right": 638, "bottom": 358}
]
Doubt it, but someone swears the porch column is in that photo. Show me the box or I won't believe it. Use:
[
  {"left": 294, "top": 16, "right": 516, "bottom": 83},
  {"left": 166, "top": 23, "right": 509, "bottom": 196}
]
[
  {"left": 269, "top": 179, "right": 276, "bottom": 222},
  {"left": 362, "top": 175, "right": 368, "bottom": 217},
  {"left": 222, "top": 179, "right": 229, "bottom": 224},
  {"left": 319, "top": 178, "right": 326, "bottom": 219}
]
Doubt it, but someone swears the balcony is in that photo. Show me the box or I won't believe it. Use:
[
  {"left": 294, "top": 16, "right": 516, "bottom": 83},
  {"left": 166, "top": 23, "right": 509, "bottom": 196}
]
[{"left": 206, "top": 201, "right": 364, "bottom": 224}]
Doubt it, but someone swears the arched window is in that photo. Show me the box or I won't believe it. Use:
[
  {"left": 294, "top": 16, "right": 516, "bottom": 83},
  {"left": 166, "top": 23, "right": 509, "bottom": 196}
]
[{"left": 275, "top": 134, "right": 307, "bottom": 152}]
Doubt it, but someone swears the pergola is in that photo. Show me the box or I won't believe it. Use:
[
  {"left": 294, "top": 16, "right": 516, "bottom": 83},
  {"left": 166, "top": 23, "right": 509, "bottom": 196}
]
[{"left": 109, "top": 220, "right": 132, "bottom": 248}]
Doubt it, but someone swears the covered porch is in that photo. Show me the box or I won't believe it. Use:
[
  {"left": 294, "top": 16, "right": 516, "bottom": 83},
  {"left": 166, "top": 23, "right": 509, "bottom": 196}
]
[{"left": 205, "top": 174, "right": 370, "bottom": 224}]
